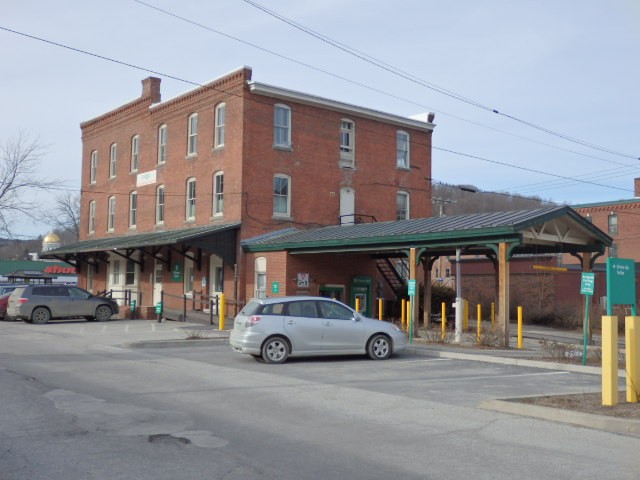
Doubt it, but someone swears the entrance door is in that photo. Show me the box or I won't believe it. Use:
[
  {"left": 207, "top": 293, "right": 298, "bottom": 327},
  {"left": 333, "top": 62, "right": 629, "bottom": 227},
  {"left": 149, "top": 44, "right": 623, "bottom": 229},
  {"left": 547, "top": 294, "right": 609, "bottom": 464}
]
[
  {"left": 340, "top": 187, "right": 355, "bottom": 225},
  {"left": 209, "top": 254, "right": 223, "bottom": 313},
  {"left": 153, "top": 261, "right": 163, "bottom": 305}
]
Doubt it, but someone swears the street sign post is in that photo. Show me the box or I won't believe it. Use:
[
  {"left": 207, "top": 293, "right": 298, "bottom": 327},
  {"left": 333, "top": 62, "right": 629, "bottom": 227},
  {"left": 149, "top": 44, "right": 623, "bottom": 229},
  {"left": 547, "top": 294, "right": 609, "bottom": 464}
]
[
  {"left": 580, "top": 272, "right": 595, "bottom": 366},
  {"left": 407, "top": 280, "right": 416, "bottom": 344}
]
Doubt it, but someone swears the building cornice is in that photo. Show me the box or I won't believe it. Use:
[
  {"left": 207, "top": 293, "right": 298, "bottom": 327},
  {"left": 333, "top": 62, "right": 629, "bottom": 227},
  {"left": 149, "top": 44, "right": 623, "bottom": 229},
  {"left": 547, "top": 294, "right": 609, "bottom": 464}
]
[{"left": 248, "top": 81, "right": 435, "bottom": 131}]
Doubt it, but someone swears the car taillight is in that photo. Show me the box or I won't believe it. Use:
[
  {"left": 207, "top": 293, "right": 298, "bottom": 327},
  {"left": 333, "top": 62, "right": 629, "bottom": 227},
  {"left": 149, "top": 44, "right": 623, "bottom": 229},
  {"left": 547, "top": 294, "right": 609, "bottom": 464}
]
[
  {"left": 246, "top": 315, "right": 262, "bottom": 328},
  {"left": 18, "top": 298, "right": 29, "bottom": 304}
]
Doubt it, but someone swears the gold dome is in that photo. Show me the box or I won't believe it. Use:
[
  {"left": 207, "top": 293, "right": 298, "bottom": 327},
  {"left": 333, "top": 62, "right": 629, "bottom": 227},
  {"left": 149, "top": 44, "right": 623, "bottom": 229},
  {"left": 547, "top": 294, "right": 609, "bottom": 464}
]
[{"left": 43, "top": 232, "right": 61, "bottom": 244}]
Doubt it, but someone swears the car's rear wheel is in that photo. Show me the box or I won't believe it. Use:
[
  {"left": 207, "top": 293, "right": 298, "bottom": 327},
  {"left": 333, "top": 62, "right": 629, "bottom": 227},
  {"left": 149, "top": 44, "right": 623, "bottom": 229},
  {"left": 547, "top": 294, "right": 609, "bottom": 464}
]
[
  {"left": 261, "top": 336, "right": 289, "bottom": 364},
  {"left": 367, "top": 334, "right": 391, "bottom": 360},
  {"left": 94, "top": 305, "right": 112, "bottom": 322},
  {"left": 31, "top": 307, "right": 51, "bottom": 325}
]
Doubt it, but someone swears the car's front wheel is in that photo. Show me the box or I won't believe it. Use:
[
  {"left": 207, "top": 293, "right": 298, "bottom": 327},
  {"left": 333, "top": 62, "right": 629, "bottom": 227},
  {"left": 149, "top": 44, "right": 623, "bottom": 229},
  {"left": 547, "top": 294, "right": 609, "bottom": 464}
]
[
  {"left": 31, "top": 307, "right": 51, "bottom": 325},
  {"left": 261, "top": 336, "right": 289, "bottom": 364},
  {"left": 94, "top": 305, "right": 112, "bottom": 322},
  {"left": 367, "top": 334, "right": 391, "bottom": 360}
]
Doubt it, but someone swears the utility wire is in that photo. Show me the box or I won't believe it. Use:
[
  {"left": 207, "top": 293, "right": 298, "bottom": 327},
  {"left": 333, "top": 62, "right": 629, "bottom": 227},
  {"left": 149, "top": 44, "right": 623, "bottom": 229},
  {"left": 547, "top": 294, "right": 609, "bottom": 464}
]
[
  {"left": 0, "top": 24, "right": 632, "bottom": 196},
  {"left": 243, "top": 0, "right": 639, "bottom": 161},
  {"left": 133, "top": 1, "right": 635, "bottom": 169}
]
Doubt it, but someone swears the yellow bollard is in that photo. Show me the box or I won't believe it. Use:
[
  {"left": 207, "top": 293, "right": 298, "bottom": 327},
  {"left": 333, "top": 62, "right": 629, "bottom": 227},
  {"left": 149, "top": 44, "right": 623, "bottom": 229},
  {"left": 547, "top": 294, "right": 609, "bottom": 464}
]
[
  {"left": 401, "top": 299, "right": 406, "bottom": 331},
  {"left": 477, "top": 304, "right": 482, "bottom": 342},
  {"left": 218, "top": 293, "right": 226, "bottom": 330},
  {"left": 406, "top": 300, "right": 411, "bottom": 334},
  {"left": 378, "top": 298, "right": 383, "bottom": 320},
  {"left": 441, "top": 302, "right": 446, "bottom": 341},
  {"left": 491, "top": 302, "right": 495, "bottom": 328},
  {"left": 602, "top": 316, "right": 619, "bottom": 406},
  {"left": 355, "top": 297, "right": 361, "bottom": 313},
  {"left": 464, "top": 300, "right": 469, "bottom": 332},
  {"left": 517, "top": 306, "right": 523, "bottom": 349},
  {"left": 626, "top": 316, "right": 640, "bottom": 403}
]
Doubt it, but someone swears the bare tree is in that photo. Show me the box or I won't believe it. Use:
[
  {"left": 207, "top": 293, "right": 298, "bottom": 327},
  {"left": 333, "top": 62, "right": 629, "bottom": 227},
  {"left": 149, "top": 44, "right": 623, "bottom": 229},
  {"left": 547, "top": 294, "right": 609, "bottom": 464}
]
[
  {"left": 41, "top": 191, "right": 81, "bottom": 241},
  {"left": 0, "top": 132, "right": 59, "bottom": 237}
]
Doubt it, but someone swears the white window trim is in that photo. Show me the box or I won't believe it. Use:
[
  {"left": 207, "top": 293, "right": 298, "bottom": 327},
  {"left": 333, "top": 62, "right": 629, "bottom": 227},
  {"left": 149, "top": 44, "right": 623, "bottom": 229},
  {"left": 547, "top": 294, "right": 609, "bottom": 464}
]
[
  {"left": 129, "top": 191, "right": 138, "bottom": 228},
  {"left": 157, "top": 124, "right": 167, "bottom": 164},
  {"left": 213, "top": 171, "right": 224, "bottom": 216},
  {"left": 109, "top": 143, "right": 117, "bottom": 178},
  {"left": 130, "top": 135, "right": 139, "bottom": 172},
  {"left": 255, "top": 257, "right": 267, "bottom": 299},
  {"left": 396, "top": 130, "right": 410, "bottom": 169},
  {"left": 88, "top": 200, "right": 96, "bottom": 234},
  {"left": 274, "top": 104, "right": 291, "bottom": 148},
  {"left": 214, "top": 103, "right": 226, "bottom": 148},
  {"left": 187, "top": 113, "right": 198, "bottom": 156},
  {"left": 339, "top": 118, "right": 355, "bottom": 167},
  {"left": 156, "top": 185, "right": 165, "bottom": 225},
  {"left": 186, "top": 178, "right": 196, "bottom": 220},
  {"left": 396, "top": 191, "right": 410, "bottom": 220},
  {"left": 273, "top": 174, "right": 291, "bottom": 218},
  {"left": 90, "top": 151, "right": 97, "bottom": 184},
  {"left": 107, "top": 196, "right": 116, "bottom": 232}
]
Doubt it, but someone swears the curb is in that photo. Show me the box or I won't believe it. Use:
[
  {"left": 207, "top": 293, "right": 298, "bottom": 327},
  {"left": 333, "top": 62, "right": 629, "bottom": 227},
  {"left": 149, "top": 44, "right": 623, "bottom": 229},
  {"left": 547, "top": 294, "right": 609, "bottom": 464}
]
[
  {"left": 406, "top": 346, "right": 627, "bottom": 377},
  {"left": 479, "top": 399, "right": 640, "bottom": 438}
]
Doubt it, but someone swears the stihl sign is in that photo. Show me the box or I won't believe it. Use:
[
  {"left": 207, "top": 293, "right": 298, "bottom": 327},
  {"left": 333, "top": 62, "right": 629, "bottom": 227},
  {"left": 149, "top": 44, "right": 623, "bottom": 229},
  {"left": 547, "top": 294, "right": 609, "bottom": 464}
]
[{"left": 43, "top": 265, "right": 76, "bottom": 274}]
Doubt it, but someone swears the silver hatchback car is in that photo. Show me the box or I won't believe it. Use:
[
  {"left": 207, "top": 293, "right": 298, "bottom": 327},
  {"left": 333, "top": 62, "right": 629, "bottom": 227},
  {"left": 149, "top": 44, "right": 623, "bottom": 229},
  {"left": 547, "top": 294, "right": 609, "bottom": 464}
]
[{"left": 230, "top": 296, "right": 407, "bottom": 363}]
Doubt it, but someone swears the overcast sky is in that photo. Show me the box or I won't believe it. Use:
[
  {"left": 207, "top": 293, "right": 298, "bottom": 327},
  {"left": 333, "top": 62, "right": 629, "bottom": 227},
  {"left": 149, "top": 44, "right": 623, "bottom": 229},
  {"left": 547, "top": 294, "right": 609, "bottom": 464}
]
[{"left": 3, "top": 0, "right": 639, "bottom": 238}]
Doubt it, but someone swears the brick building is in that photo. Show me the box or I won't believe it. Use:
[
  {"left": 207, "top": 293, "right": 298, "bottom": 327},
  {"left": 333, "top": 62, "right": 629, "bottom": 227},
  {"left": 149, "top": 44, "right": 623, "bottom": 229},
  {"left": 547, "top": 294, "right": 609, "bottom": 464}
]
[{"left": 51, "top": 66, "right": 434, "bottom": 316}]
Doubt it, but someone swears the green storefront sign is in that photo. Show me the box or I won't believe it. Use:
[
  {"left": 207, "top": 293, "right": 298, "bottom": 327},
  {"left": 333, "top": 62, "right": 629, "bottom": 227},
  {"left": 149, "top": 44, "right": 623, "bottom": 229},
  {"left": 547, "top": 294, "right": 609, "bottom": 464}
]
[
  {"left": 606, "top": 258, "right": 636, "bottom": 315},
  {"left": 271, "top": 281, "right": 280, "bottom": 294},
  {"left": 171, "top": 263, "right": 183, "bottom": 282}
]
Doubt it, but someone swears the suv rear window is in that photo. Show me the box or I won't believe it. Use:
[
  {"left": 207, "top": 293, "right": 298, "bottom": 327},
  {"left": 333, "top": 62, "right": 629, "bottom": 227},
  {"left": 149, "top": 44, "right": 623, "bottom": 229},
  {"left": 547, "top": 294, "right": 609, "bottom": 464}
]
[
  {"left": 239, "top": 300, "right": 263, "bottom": 316},
  {"left": 32, "top": 286, "right": 69, "bottom": 296}
]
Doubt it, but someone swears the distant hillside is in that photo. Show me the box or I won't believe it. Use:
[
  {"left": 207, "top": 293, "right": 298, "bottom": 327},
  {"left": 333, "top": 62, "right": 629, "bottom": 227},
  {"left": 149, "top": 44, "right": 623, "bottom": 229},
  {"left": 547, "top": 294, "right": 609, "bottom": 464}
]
[{"left": 432, "top": 183, "right": 554, "bottom": 216}]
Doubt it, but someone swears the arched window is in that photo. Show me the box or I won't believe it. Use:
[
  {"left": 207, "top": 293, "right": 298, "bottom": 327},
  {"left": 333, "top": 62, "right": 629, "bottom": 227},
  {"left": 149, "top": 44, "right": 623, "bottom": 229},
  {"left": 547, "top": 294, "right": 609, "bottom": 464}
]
[
  {"left": 130, "top": 135, "right": 139, "bottom": 172},
  {"left": 187, "top": 113, "right": 198, "bottom": 155},
  {"left": 213, "top": 172, "right": 224, "bottom": 215},
  {"left": 273, "top": 174, "right": 291, "bottom": 217},
  {"left": 88, "top": 200, "right": 96, "bottom": 234},
  {"left": 157, "top": 124, "right": 167, "bottom": 164},
  {"left": 396, "top": 191, "right": 410, "bottom": 220},
  {"left": 186, "top": 178, "right": 196, "bottom": 220},
  {"left": 107, "top": 196, "right": 116, "bottom": 231},
  {"left": 90, "top": 151, "right": 97, "bottom": 183},
  {"left": 109, "top": 143, "right": 118, "bottom": 178},
  {"left": 396, "top": 130, "right": 410, "bottom": 169},
  {"left": 129, "top": 191, "right": 138, "bottom": 228},
  {"left": 214, "top": 103, "right": 226, "bottom": 148},
  {"left": 156, "top": 185, "right": 165, "bottom": 224}
]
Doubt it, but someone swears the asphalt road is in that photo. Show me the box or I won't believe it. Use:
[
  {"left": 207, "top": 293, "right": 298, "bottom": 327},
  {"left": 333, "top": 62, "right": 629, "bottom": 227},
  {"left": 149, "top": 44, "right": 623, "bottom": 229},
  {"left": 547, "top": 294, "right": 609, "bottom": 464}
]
[{"left": 0, "top": 320, "right": 638, "bottom": 480}]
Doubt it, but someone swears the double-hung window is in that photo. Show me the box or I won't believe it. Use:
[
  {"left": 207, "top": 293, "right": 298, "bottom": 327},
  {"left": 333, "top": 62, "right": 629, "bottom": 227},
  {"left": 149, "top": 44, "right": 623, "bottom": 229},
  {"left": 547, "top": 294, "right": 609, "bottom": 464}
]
[
  {"left": 90, "top": 151, "right": 97, "bottom": 184},
  {"left": 156, "top": 185, "right": 165, "bottom": 224},
  {"left": 396, "top": 191, "right": 409, "bottom": 220},
  {"left": 187, "top": 113, "right": 198, "bottom": 156},
  {"left": 214, "top": 103, "right": 226, "bottom": 148},
  {"left": 274, "top": 104, "right": 291, "bottom": 148},
  {"left": 130, "top": 135, "right": 139, "bottom": 172},
  {"left": 129, "top": 191, "right": 138, "bottom": 228},
  {"left": 157, "top": 124, "right": 167, "bottom": 164},
  {"left": 88, "top": 200, "right": 96, "bottom": 234},
  {"left": 273, "top": 174, "right": 291, "bottom": 217},
  {"left": 107, "top": 196, "right": 116, "bottom": 231},
  {"left": 396, "top": 131, "right": 410, "bottom": 169},
  {"left": 109, "top": 143, "right": 117, "bottom": 178},
  {"left": 186, "top": 178, "right": 196, "bottom": 220},
  {"left": 608, "top": 213, "right": 618, "bottom": 234},
  {"left": 340, "top": 119, "right": 355, "bottom": 167},
  {"left": 213, "top": 172, "right": 224, "bottom": 215}
]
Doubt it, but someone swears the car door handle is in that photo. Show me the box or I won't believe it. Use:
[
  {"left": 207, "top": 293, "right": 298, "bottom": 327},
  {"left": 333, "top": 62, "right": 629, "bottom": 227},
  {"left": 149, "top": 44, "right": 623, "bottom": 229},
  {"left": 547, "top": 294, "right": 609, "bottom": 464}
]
[
  {"left": 324, "top": 321, "right": 332, "bottom": 327},
  {"left": 287, "top": 320, "right": 295, "bottom": 325}
]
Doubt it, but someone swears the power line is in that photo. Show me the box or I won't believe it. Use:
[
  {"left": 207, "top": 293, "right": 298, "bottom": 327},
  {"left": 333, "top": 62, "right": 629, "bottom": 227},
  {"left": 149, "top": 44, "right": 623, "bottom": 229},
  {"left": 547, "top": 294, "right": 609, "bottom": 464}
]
[
  {"left": 132, "top": 1, "right": 636, "bottom": 169},
  {"left": 242, "top": 0, "right": 639, "bottom": 161},
  {"left": 1, "top": 24, "right": 632, "bottom": 197}
]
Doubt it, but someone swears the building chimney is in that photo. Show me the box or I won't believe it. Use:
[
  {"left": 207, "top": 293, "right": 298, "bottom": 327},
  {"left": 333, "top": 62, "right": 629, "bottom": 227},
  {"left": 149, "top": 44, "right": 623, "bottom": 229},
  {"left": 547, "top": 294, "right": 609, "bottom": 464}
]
[
  {"left": 635, "top": 178, "right": 640, "bottom": 197},
  {"left": 427, "top": 112, "right": 435, "bottom": 123},
  {"left": 141, "top": 77, "right": 161, "bottom": 103}
]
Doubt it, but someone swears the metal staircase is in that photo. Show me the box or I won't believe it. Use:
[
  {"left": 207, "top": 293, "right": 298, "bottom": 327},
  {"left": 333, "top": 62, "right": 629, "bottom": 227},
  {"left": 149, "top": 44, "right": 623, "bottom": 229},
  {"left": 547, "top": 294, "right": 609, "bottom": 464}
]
[{"left": 376, "top": 258, "right": 408, "bottom": 294}]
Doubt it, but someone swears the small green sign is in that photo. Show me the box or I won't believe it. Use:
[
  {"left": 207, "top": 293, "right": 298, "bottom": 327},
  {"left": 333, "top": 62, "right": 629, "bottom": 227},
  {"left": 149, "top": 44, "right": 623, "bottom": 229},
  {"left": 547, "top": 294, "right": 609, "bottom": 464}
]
[
  {"left": 606, "top": 258, "right": 636, "bottom": 315},
  {"left": 271, "top": 281, "right": 280, "bottom": 294},
  {"left": 171, "top": 263, "right": 183, "bottom": 282},
  {"left": 580, "top": 272, "right": 595, "bottom": 295},
  {"left": 408, "top": 279, "right": 417, "bottom": 296},
  {"left": 155, "top": 301, "right": 163, "bottom": 314}
]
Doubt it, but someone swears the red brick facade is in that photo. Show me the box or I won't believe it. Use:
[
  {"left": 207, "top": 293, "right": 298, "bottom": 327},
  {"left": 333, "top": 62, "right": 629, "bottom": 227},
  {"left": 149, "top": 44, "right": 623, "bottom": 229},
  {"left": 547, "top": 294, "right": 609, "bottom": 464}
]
[{"left": 78, "top": 67, "right": 434, "bottom": 310}]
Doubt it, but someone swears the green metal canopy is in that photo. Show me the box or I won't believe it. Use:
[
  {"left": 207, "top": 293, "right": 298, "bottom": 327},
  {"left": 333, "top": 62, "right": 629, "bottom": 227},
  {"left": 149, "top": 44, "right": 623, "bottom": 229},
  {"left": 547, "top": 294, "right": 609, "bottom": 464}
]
[{"left": 241, "top": 206, "right": 611, "bottom": 256}]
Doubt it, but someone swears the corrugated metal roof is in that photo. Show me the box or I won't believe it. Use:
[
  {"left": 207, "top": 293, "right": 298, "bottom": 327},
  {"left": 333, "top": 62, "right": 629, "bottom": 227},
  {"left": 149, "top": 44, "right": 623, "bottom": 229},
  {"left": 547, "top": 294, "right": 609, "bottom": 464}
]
[
  {"left": 242, "top": 206, "right": 611, "bottom": 252},
  {"left": 40, "top": 223, "right": 241, "bottom": 257}
]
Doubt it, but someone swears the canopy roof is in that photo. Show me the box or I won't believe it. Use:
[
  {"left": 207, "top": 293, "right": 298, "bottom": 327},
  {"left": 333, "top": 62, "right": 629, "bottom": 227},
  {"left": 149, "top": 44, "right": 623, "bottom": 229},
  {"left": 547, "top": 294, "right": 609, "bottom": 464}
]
[{"left": 242, "top": 206, "right": 611, "bottom": 257}]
